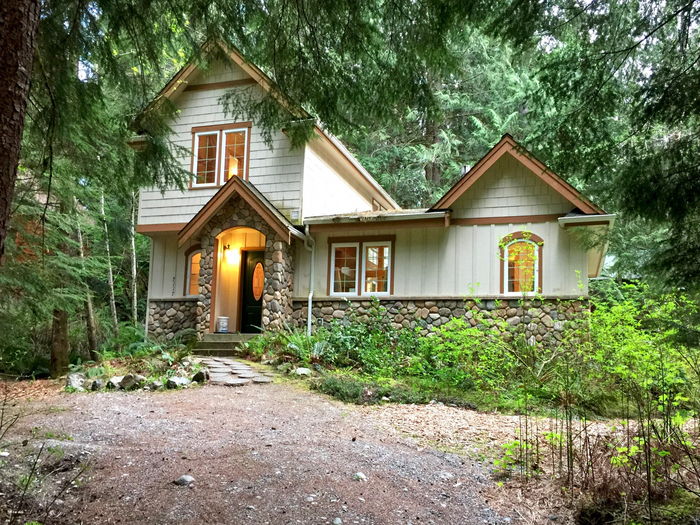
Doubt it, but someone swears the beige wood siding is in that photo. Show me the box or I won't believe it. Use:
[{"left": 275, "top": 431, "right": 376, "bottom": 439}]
[
  {"left": 138, "top": 58, "right": 304, "bottom": 226},
  {"left": 147, "top": 234, "right": 200, "bottom": 299},
  {"left": 301, "top": 142, "right": 372, "bottom": 218},
  {"left": 451, "top": 154, "right": 574, "bottom": 219},
  {"left": 294, "top": 222, "right": 588, "bottom": 299}
]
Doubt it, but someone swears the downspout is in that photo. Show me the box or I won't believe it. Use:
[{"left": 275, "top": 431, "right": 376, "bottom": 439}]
[
  {"left": 303, "top": 225, "right": 315, "bottom": 336},
  {"left": 143, "top": 239, "right": 154, "bottom": 342}
]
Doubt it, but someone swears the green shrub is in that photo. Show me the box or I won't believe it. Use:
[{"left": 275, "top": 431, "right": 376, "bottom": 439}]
[
  {"left": 409, "top": 316, "right": 516, "bottom": 391},
  {"left": 316, "top": 298, "right": 420, "bottom": 372}
]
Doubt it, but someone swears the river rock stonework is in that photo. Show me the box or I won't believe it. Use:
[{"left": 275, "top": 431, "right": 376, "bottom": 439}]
[
  {"left": 196, "top": 195, "right": 294, "bottom": 334},
  {"left": 148, "top": 299, "right": 198, "bottom": 339},
  {"left": 291, "top": 298, "right": 589, "bottom": 344}
]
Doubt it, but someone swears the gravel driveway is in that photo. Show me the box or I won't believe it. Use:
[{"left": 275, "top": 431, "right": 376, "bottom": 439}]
[{"left": 9, "top": 380, "right": 516, "bottom": 524}]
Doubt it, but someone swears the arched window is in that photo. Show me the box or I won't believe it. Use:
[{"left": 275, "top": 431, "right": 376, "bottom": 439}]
[
  {"left": 500, "top": 232, "right": 543, "bottom": 295},
  {"left": 185, "top": 246, "right": 202, "bottom": 296}
]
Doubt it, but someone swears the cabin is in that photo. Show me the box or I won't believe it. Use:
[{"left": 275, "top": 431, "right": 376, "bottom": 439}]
[{"left": 134, "top": 43, "right": 614, "bottom": 345}]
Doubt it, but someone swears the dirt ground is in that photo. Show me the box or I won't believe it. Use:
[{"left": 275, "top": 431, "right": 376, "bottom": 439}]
[{"left": 1, "top": 378, "right": 564, "bottom": 525}]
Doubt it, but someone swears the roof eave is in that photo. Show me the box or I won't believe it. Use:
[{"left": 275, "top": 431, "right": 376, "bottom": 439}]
[{"left": 303, "top": 210, "right": 446, "bottom": 225}]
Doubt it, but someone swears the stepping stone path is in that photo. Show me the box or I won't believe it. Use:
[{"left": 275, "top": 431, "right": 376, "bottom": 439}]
[{"left": 195, "top": 357, "right": 276, "bottom": 387}]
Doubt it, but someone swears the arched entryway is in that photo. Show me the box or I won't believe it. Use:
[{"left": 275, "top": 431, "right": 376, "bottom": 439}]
[{"left": 212, "top": 227, "right": 266, "bottom": 333}]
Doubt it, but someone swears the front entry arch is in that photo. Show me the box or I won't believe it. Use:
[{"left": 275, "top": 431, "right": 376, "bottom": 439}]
[{"left": 212, "top": 227, "right": 266, "bottom": 333}]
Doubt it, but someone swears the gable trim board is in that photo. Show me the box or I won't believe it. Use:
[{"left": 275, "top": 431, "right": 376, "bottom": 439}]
[
  {"left": 184, "top": 78, "right": 257, "bottom": 92},
  {"left": 431, "top": 134, "right": 605, "bottom": 215},
  {"left": 177, "top": 175, "right": 305, "bottom": 247}
]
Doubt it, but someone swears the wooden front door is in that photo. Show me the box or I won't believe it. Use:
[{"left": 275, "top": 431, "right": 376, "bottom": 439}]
[{"left": 240, "top": 250, "right": 265, "bottom": 333}]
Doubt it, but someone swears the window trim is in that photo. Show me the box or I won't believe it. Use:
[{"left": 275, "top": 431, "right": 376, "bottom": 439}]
[
  {"left": 360, "top": 241, "right": 392, "bottom": 296},
  {"left": 191, "top": 131, "right": 220, "bottom": 188},
  {"left": 184, "top": 245, "right": 202, "bottom": 296},
  {"left": 329, "top": 242, "right": 360, "bottom": 297},
  {"left": 327, "top": 235, "right": 396, "bottom": 297},
  {"left": 220, "top": 127, "right": 249, "bottom": 184},
  {"left": 189, "top": 122, "right": 252, "bottom": 189},
  {"left": 499, "top": 232, "right": 543, "bottom": 295}
]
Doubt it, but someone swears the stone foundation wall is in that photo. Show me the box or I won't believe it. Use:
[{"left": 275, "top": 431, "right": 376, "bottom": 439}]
[
  {"left": 291, "top": 298, "right": 588, "bottom": 344},
  {"left": 148, "top": 299, "right": 199, "bottom": 340}
]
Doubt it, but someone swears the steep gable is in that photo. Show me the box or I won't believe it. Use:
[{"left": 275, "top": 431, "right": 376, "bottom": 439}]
[
  {"left": 431, "top": 134, "right": 605, "bottom": 216},
  {"left": 449, "top": 153, "right": 575, "bottom": 219}
]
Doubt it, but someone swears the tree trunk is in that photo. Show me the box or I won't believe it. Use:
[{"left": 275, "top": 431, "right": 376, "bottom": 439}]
[
  {"left": 100, "top": 191, "right": 119, "bottom": 334},
  {"left": 423, "top": 117, "right": 442, "bottom": 185},
  {"left": 0, "top": 0, "right": 41, "bottom": 260},
  {"left": 129, "top": 192, "right": 138, "bottom": 325},
  {"left": 50, "top": 309, "right": 69, "bottom": 378},
  {"left": 75, "top": 200, "right": 98, "bottom": 359}
]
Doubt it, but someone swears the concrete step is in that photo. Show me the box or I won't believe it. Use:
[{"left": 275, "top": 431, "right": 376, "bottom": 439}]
[
  {"left": 193, "top": 341, "right": 248, "bottom": 350},
  {"left": 193, "top": 348, "right": 244, "bottom": 357},
  {"left": 201, "top": 333, "right": 258, "bottom": 343}
]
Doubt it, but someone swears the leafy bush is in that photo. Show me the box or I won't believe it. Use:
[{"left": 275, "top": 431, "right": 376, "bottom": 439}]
[{"left": 409, "top": 316, "right": 516, "bottom": 391}]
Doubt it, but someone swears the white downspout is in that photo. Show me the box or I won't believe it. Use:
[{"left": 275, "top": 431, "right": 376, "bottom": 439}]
[
  {"left": 144, "top": 239, "right": 154, "bottom": 341},
  {"left": 303, "top": 225, "right": 315, "bottom": 336}
]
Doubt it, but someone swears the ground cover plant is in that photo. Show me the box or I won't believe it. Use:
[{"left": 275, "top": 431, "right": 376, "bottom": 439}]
[
  {"left": 244, "top": 288, "right": 700, "bottom": 523},
  {"left": 62, "top": 325, "right": 203, "bottom": 392}
]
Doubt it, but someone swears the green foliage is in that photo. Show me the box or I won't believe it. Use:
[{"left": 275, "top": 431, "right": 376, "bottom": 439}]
[
  {"left": 409, "top": 317, "right": 516, "bottom": 391},
  {"left": 342, "top": 28, "right": 536, "bottom": 207}
]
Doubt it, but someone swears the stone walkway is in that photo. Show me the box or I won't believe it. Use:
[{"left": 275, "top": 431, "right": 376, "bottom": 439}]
[{"left": 195, "top": 357, "right": 275, "bottom": 386}]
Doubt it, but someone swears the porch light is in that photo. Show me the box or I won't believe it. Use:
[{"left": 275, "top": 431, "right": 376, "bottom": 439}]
[
  {"left": 223, "top": 244, "right": 240, "bottom": 265},
  {"left": 227, "top": 156, "right": 239, "bottom": 179}
]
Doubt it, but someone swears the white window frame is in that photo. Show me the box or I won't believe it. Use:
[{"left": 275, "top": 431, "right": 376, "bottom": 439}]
[
  {"left": 503, "top": 239, "right": 539, "bottom": 296},
  {"left": 192, "top": 131, "right": 220, "bottom": 188},
  {"left": 330, "top": 242, "right": 360, "bottom": 297},
  {"left": 361, "top": 241, "right": 392, "bottom": 296},
  {"left": 186, "top": 250, "right": 202, "bottom": 296},
  {"left": 220, "top": 128, "right": 249, "bottom": 183}
]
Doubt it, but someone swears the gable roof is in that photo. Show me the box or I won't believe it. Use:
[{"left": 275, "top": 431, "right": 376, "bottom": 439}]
[
  {"left": 430, "top": 134, "right": 606, "bottom": 215},
  {"left": 138, "top": 40, "right": 399, "bottom": 210},
  {"left": 178, "top": 176, "right": 305, "bottom": 247}
]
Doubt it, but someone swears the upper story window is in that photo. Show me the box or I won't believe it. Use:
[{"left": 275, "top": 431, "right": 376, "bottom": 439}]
[
  {"left": 191, "top": 123, "right": 251, "bottom": 188},
  {"left": 329, "top": 237, "right": 394, "bottom": 296},
  {"left": 500, "top": 232, "right": 543, "bottom": 295},
  {"left": 193, "top": 132, "right": 219, "bottom": 186}
]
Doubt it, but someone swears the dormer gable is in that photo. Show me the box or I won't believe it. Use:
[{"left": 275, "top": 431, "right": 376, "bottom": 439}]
[{"left": 431, "top": 134, "right": 605, "bottom": 217}]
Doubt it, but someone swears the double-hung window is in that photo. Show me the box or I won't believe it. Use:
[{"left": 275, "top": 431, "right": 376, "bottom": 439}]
[
  {"left": 329, "top": 238, "right": 393, "bottom": 296},
  {"left": 331, "top": 243, "right": 359, "bottom": 295},
  {"left": 362, "top": 242, "right": 390, "bottom": 294},
  {"left": 191, "top": 123, "right": 250, "bottom": 188},
  {"left": 193, "top": 132, "right": 219, "bottom": 187}
]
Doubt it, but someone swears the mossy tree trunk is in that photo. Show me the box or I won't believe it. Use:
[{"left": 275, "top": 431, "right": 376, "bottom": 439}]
[{"left": 50, "top": 309, "right": 69, "bottom": 378}]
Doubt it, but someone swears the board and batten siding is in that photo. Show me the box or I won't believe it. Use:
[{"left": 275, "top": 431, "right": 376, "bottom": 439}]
[
  {"left": 147, "top": 234, "right": 200, "bottom": 298},
  {"left": 301, "top": 141, "right": 372, "bottom": 218},
  {"left": 294, "top": 222, "right": 588, "bottom": 299},
  {"left": 451, "top": 154, "right": 574, "bottom": 219},
  {"left": 138, "top": 58, "right": 304, "bottom": 227}
]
